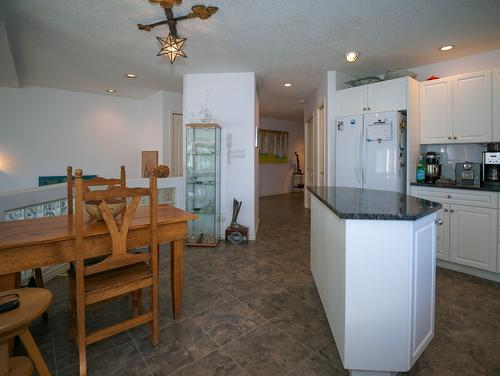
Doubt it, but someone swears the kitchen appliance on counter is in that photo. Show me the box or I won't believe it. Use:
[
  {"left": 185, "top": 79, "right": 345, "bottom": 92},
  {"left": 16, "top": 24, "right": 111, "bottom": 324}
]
[
  {"left": 424, "top": 152, "right": 441, "bottom": 183},
  {"left": 482, "top": 151, "right": 500, "bottom": 185},
  {"left": 335, "top": 111, "right": 407, "bottom": 192},
  {"left": 455, "top": 162, "right": 481, "bottom": 187}
]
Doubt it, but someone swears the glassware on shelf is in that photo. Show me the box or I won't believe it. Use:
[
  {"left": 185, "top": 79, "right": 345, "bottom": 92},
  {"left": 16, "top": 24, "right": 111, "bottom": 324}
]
[{"left": 185, "top": 123, "right": 221, "bottom": 247}]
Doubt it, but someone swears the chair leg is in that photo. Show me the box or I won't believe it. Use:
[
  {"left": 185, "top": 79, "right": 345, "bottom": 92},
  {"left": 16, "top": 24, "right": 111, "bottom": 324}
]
[
  {"left": 34, "top": 268, "right": 49, "bottom": 323},
  {"left": 68, "top": 277, "right": 75, "bottom": 341},
  {"left": 18, "top": 330, "right": 51, "bottom": 376},
  {"left": 76, "top": 294, "right": 87, "bottom": 376},
  {"left": 151, "top": 285, "right": 159, "bottom": 347}
]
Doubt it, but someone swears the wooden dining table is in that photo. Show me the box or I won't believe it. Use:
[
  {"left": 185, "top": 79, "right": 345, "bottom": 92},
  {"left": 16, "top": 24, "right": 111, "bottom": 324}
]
[{"left": 0, "top": 204, "right": 197, "bottom": 319}]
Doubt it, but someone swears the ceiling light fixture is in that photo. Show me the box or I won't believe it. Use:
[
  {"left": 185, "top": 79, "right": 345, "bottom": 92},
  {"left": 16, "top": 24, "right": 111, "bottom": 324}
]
[
  {"left": 345, "top": 51, "right": 359, "bottom": 63},
  {"left": 298, "top": 99, "right": 305, "bottom": 104},
  {"left": 124, "top": 73, "right": 138, "bottom": 78},
  {"left": 106, "top": 89, "right": 117, "bottom": 93},
  {"left": 137, "top": 1, "right": 218, "bottom": 64},
  {"left": 283, "top": 83, "right": 292, "bottom": 87},
  {"left": 157, "top": 34, "right": 187, "bottom": 63},
  {"left": 439, "top": 45, "right": 454, "bottom": 51}
]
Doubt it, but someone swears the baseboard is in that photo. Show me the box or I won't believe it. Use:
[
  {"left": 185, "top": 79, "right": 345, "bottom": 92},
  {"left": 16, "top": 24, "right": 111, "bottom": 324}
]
[
  {"left": 259, "top": 191, "right": 291, "bottom": 197},
  {"left": 437, "top": 260, "right": 500, "bottom": 283},
  {"left": 21, "top": 263, "right": 69, "bottom": 285}
]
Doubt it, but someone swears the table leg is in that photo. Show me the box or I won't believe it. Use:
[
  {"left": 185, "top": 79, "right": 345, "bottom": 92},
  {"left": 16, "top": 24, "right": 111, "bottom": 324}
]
[{"left": 170, "top": 240, "right": 184, "bottom": 319}]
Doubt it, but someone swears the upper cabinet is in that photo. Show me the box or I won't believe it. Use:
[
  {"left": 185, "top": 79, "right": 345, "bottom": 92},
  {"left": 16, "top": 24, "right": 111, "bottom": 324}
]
[
  {"left": 420, "top": 70, "right": 493, "bottom": 144},
  {"left": 493, "top": 68, "right": 500, "bottom": 142},
  {"left": 452, "top": 71, "right": 492, "bottom": 142},
  {"left": 420, "top": 78, "right": 453, "bottom": 144},
  {"left": 336, "top": 77, "right": 407, "bottom": 117}
]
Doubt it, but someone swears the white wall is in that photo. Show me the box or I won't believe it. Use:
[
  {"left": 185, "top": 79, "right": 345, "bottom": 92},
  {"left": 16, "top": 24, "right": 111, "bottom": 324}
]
[
  {"left": 183, "top": 72, "right": 257, "bottom": 238},
  {"left": 0, "top": 86, "right": 182, "bottom": 193},
  {"left": 259, "top": 117, "right": 304, "bottom": 196}
]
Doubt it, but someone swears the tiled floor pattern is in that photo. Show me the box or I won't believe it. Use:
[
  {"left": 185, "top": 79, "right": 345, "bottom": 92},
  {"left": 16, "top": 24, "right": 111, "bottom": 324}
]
[{"left": 18, "top": 193, "right": 500, "bottom": 375}]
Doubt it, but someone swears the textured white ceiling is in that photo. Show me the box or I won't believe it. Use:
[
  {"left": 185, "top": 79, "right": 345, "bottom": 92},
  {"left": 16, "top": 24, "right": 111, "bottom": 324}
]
[{"left": 2, "top": 0, "right": 500, "bottom": 121}]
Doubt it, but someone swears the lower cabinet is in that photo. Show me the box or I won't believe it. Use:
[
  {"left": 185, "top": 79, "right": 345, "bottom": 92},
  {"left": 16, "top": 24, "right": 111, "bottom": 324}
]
[
  {"left": 412, "top": 187, "right": 498, "bottom": 272},
  {"left": 449, "top": 204, "right": 497, "bottom": 271}
]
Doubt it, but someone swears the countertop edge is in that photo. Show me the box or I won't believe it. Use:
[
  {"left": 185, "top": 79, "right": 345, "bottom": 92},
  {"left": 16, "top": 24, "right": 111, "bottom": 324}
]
[
  {"left": 410, "top": 182, "right": 500, "bottom": 193},
  {"left": 308, "top": 187, "right": 441, "bottom": 221}
]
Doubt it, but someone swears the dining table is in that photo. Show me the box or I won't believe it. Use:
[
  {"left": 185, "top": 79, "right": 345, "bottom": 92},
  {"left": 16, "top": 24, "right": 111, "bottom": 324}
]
[{"left": 0, "top": 204, "right": 197, "bottom": 319}]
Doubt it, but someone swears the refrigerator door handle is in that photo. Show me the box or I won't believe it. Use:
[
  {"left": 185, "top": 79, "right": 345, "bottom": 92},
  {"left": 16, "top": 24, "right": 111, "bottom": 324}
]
[
  {"left": 360, "top": 123, "right": 365, "bottom": 186},
  {"left": 356, "top": 126, "right": 362, "bottom": 185}
]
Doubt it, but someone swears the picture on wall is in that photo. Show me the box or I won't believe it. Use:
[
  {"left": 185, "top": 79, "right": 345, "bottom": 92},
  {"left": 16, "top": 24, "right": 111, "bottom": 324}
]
[{"left": 258, "top": 129, "right": 289, "bottom": 163}]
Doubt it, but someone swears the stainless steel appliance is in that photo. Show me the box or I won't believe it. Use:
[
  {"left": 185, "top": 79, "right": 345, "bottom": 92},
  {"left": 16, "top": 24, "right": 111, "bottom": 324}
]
[
  {"left": 424, "top": 152, "right": 441, "bottom": 183},
  {"left": 455, "top": 162, "right": 481, "bottom": 187},
  {"left": 482, "top": 152, "right": 500, "bottom": 185}
]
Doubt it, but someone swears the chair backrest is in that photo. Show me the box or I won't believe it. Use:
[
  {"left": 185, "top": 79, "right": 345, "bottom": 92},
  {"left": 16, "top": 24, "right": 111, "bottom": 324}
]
[
  {"left": 73, "top": 168, "right": 157, "bottom": 277},
  {"left": 67, "top": 166, "right": 126, "bottom": 215}
]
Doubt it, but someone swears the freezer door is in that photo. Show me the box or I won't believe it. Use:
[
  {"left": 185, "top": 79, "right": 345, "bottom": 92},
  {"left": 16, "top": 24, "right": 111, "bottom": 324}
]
[
  {"left": 362, "top": 112, "right": 400, "bottom": 192},
  {"left": 336, "top": 115, "right": 363, "bottom": 188}
]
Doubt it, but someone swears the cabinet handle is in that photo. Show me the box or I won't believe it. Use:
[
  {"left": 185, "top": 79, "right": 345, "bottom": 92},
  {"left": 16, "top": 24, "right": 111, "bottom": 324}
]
[
  {"left": 444, "top": 208, "right": 449, "bottom": 212},
  {"left": 435, "top": 219, "right": 443, "bottom": 225},
  {"left": 367, "top": 107, "right": 371, "bottom": 111},
  {"left": 448, "top": 136, "right": 452, "bottom": 140},
  {"left": 450, "top": 209, "right": 455, "bottom": 213},
  {"left": 363, "top": 107, "right": 366, "bottom": 111},
  {"left": 453, "top": 136, "right": 457, "bottom": 140},
  {"left": 447, "top": 194, "right": 452, "bottom": 198}
]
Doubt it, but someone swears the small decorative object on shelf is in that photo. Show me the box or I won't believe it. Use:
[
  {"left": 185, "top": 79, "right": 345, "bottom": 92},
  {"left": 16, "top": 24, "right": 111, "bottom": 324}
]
[
  {"left": 225, "top": 198, "right": 249, "bottom": 244},
  {"left": 294, "top": 151, "right": 302, "bottom": 174},
  {"left": 186, "top": 123, "right": 221, "bottom": 247}
]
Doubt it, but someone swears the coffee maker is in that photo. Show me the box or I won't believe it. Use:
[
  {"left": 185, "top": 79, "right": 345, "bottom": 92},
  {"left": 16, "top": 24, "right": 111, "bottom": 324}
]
[{"left": 483, "top": 152, "right": 500, "bottom": 185}]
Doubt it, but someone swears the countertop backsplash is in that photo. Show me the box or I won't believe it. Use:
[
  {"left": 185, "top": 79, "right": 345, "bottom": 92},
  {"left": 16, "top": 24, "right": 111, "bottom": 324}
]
[{"left": 419, "top": 143, "right": 485, "bottom": 180}]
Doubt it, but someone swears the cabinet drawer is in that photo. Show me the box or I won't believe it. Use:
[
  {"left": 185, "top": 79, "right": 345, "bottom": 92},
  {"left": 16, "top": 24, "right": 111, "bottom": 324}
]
[{"left": 411, "top": 187, "right": 497, "bottom": 208}]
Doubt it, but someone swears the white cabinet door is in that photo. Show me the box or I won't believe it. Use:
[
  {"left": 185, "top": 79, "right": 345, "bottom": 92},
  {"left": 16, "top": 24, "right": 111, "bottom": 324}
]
[
  {"left": 420, "top": 78, "right": 453, "bottom": 144},
  {"left": 336, "top": 86, "right": 365, "bottom": 117},
  {"left": 452, "top": 70, "right": 492, "bottom": 143},
  {"left": 449, "top": 204, "right": 497, "bottom": 271},
  {"left": 366, "top": 77, "right": 407, "bottom": 113},
  {"left": 493, "top": 68, "right": 500, "bottom": 142},
  {"left": 435, "top": 205, "right": 450, "bottom": 261}
]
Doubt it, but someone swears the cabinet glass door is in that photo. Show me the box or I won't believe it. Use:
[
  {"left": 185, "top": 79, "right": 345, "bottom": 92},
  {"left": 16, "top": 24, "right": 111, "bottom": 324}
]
[{"left": 186, "top": 124, "right": 221, "bottom": 246}]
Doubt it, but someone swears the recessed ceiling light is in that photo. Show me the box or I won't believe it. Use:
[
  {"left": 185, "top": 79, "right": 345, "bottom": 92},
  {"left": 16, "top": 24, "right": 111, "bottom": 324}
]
[
  {"left": 283, "top": 83, "right": 292, "bottom": 87},
  {"left": 345, "top": 51, "right": 359, "bottom": 63},
  {"left": 439, "top": 45, "right": 454, "bottom": 51},
  {"left": 124, "top": 73, "right": 138, "bottom": 78},
  {"left": 298, "top": 99, "right": 305, "bottom": 104},
  {"left": 106, "top": 88, "right": 117, "bottom": 93}
]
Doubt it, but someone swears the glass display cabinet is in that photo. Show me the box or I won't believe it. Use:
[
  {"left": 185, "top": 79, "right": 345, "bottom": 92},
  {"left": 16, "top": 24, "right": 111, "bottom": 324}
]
[{"left": 185, "top": 123, "right": 221, "bottom": 246}]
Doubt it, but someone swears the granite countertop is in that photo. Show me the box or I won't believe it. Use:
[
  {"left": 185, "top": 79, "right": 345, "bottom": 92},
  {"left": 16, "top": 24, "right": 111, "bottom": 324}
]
[
  {"left": 410, "top": 182, "right": 500, "bottom": 193},
  {"left": 308, "top": 186, "right": 441, "bottom": 221}
]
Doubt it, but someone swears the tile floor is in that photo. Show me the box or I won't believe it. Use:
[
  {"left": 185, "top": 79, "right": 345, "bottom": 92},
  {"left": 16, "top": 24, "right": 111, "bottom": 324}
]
[{"left": 18, "top": 193, "right": 500, "bottom": 375}]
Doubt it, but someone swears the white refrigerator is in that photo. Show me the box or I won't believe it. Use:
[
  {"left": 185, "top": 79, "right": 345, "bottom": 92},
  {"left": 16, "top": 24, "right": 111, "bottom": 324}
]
[{"left": 335, "top": 111, "right": 407, "bottom": 192}]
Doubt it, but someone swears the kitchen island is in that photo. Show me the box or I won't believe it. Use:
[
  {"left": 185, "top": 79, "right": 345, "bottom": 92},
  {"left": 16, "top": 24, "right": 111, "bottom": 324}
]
[{"left": 308, "top": 186, "right": 441, "bottom": 376}]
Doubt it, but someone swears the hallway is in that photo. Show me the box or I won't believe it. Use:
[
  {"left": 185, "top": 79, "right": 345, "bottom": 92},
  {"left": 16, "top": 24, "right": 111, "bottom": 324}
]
[{"left": 20, "top": 194, "right": 500, "bottom": 375}]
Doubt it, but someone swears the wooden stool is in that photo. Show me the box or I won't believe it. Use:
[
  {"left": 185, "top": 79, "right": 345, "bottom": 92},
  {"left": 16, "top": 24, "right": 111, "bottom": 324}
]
[{"left": 0, "top": 288, "right": 53, "bottom": 376}]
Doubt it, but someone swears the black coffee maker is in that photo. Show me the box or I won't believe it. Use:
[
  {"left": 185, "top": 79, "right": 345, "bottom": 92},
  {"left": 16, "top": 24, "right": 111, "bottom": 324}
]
[{"left": 483, "top": 144, "right": 500, "bottom": 185}]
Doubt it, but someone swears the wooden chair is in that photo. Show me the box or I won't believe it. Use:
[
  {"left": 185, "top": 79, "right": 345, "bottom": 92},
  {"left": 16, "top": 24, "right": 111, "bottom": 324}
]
[
  {"left": 67, "top": 169, "right": 159, "bottom": 376},
  {"left": 0, "top": 288, "right": 53, "bottom": 376},
  {"left": 26, "top": 166, "right": 126, "bottom": 324}
]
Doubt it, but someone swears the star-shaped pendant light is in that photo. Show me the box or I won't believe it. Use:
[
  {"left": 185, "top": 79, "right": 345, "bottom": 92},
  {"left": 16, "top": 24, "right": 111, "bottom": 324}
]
[
  {"left": 156, "top": 33, "right": 187, "bottom": 63},
  {"left": 138, "top": 1, "right": 218, "bottom": 64}
]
